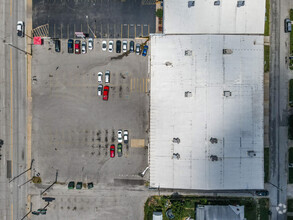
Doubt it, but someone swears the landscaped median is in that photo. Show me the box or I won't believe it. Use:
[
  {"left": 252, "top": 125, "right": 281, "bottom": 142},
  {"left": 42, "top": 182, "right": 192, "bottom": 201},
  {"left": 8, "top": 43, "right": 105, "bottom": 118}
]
[{"left": 144, "top": 195, "right": 269, "bottom": 220}]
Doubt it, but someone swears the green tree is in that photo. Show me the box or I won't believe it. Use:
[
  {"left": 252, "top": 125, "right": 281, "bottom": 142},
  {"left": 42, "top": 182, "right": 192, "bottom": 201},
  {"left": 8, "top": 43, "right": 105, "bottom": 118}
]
[{"left": 156, "top": 9, "right": 163, "bottom": 18}]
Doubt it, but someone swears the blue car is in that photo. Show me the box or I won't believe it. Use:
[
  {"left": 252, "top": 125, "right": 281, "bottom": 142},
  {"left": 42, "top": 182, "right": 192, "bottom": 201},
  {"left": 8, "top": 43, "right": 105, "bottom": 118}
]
[{"left": 142, "top": 45, "right": 148, "bottom": 56}]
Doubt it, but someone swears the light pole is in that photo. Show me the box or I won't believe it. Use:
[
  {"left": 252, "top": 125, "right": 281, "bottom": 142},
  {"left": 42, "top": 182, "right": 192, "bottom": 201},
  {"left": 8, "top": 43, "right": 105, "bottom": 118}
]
[
  {"left": 40, "top": 170, "right": 58, "bottom": 195},
  {"left": 6, "top": 42, "right": 32, "bottom": 56},
  {"left": 9, "top": 159, "right": 34, "bottom": 183}
]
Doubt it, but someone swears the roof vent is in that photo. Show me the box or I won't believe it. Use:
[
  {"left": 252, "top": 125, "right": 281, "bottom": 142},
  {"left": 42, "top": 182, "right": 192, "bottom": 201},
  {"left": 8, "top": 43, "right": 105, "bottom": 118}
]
[
  {"left": 165, "top": 61, "right": 173, "bottom": 67},
  {"left": 247, "top": 151, "right": 256, "bottom": 157},
  {"left": 237, "top": 1, "right": 245, "bottom": 7},
  {"left": 210, "top": 155, "right": 218, "bottom": 161},
  {"left": 223, "top": 91, "right": 232, "bottom": 97},
  {"left": 185, "top": 50, "right": 192, "bottom": 56},
  {"left": 172, "top": 153, "right": 180, "bottom": 159},
  {"left": 185, "top": 91, "right": 192, "bottom": 97},
  {"left": 210, "top": 138, "right": 218, "bottom": 144},
  {"left": 172, "top": 138, "right": 180, "bottom": 144},
  {"left": 223, "top": 49, "right": 233, "bottom": 54},
  {"left": 188, "top": 1, "right": 195, "bottom": 8},
  {"left": 214, "top": 1, "right": 220, "bottom": 6}
]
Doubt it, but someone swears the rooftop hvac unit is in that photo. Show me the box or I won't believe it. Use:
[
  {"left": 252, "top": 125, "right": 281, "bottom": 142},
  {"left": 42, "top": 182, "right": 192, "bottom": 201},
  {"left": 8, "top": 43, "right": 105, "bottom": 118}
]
[
  {"left": 210, "top": 137, "right": 218, "bottom": 144},
  {"left": 223, "top": 49, "right": 233, "bottom": 54},
  {"left": 214, "top": 1, "right": 220, "bottom": 6},
  {"left": 247, "top": 151, "right": 256, "bottom": 157},
  {"left": 237, "top": 1, "right": 245, "bottom": 7},
  {"left": 185, "top": 91, "right": 192, "bottom": 97},
  {"left": 188, "top": 1, "right": 195, "bottom": 8},
  {"left": 172, "top": 138, "right": 180, "bottom": 144},
  {"left": 185, "top": 50, "right": 192, "bottom": 56},
  {"left": 210, "top": 155, "right": 218, "bottom": 161},
  {"left": 223, "top": 91, "right": 232, "bottom": 97}
]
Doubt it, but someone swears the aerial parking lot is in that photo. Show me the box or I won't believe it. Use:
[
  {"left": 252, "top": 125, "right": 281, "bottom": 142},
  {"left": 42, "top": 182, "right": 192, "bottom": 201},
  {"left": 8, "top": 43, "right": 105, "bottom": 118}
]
[
  {"left": 32, "top": 0, "right": 156, "bottom": 38},
  {"left": 31, "top": 38, "right": 150, "bottom": 185}
]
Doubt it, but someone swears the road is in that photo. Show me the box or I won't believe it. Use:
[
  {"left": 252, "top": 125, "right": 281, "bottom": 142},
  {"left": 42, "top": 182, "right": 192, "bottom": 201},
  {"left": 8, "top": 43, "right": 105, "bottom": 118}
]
[
  {"left": 0, "top": 0, "right": 29, "bottom": 219},
  {"left": 269, "top": 0, "right": 290, "bottom": 219}
]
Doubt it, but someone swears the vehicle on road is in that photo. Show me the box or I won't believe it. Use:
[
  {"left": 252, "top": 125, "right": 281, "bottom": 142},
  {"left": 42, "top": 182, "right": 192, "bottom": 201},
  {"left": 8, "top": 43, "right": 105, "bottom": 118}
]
[
  {"left": 136, "top": 43, "right": 140, "bottom": 55},
  {"left": 97, "top": 84, "right": 103, "bottom": 96},
  {"left": 68, "top": 181, "right": 75, "bottom": 189},
  {"left": 255, "top": 190, "right": 269, "bottom": 196},
  {"left": 142, "top": 45, "right": 148, "bottom": 56},
  {"left": 76, "top": 182, "right": 82, "bottom": 189},
  {"left": 17, "top": 21, "right": 24, "bottom": 37},
  {"left": 68, "top": 39, "right": 74, "bottom": 53},
  {"left": 75, "top": 40, "right": 81, "bottom": 54},
  {"left": 103, "top": 86, "right": 109, "bottom": 101},
  {"left": 117, "top": 143, "right": 122, "bottom": 157},
  {"left": 130, "top": 41, "right": 134, "bottom": 53},
  {"left": 102, "top": 40, "right": 107, "bottom": 51},
  {"left": 82, "top": 41, "right": 87, "bottom": 54},
  {"left": 123, "top": 130, "right": 128, "bottom": 144},
  {"left": 116, "top": 40, "right": 121, "bottom": 53},
  {"left": 285, "top": 18, "right": 292, "bottom": 33},
  {"left": 88, "top": 38, "right": 93, "bottom": 50},
  {"left": 98, "top": 72, "right": 103, "bottom": 83},
  {"left": 110, "top": 145, "right": 115, "bottom": 158},
  {"left": 117, "top": 130, "right": 123, "bottom": 143},
  {"left": 109, "top": 40, "right": 113, "bottom": 52},
  {"left": 122, "top": 40, "right": 127, "bottom": 52},
  {"left": 55, "top": 40, "right": 61, "bottom": 53},
  {"left": 105, "top": 70, "right": 110, "bottom": 83}
]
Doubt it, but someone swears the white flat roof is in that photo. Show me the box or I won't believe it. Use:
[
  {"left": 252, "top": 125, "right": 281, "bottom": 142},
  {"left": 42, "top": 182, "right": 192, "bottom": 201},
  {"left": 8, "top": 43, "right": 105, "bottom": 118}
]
[
  {"left": 164, "top": 0, "right": 265, "bottom": 34},
  {"left": 149, "top": 34, "right": 264, "bottom": 190}
]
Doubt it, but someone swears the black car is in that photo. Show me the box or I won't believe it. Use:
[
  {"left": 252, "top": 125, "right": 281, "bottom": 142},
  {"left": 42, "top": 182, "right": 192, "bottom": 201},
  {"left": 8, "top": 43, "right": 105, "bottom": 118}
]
[
  {"left": 68, "top": 39, "right": 73, "bottom": 53},
  {"left": 255, "top": 190, "right": 269, "bottom": 196},
  {"left": 130, "top": 41, "right": 134, "bottom": 53},
  {"left": 55, "top": 40, "right": 60, "bottom": 53},
  {"left": 116, "top": 40, "right": 121, "bottom": 53}
]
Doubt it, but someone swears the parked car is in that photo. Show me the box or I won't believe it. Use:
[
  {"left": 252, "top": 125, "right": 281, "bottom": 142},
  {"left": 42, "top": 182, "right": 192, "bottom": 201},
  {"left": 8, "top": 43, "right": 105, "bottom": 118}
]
[
  {"left": 136, "top": 43, "right": 140, "bottom": 55},
  {"left": 255, "top": 190, "right": 269, "bottom": 196},
  {"left": 88, "top": 38, "right": 93, "bottom": 50},
  {"left": 103, "top": 86, "right": 109, "bottom": 101},
  {"left": 117, "top": 143, "right": 122, "bottom": 157},
  {"left": 109, "top": 40, "right": 113, "bottom": 52},
  {"left": 82, "top": 41, "right": 87, "bottom": 54},
  {"left": 97, "top": 84, "right": 103, "bottom": 96},
  {"left": 142, "top": 45, "right": 148, "bottom": 56},
  {"left": 102, "top": 40, "right": 107, "bottom": 51},
  {"left": 105, "top": 70, "right": 110, "bottom": 83},
  {"left": 285, "top": 18, "right": 292, "bottom": 33},
  {"left": 123, "top": 130, "right": 129, "bottom": 144},
  {"left": 122, "top": 40, "right": 127, "bottom": 52},
  {"left": 55, "top": 40, "right": 61, "bottom": 52},
  {"left": 75, "top": 40, "right": 81, "bottom": 54},
  {"left": 98, "top": 72, "right": 103, "bottom": 83},
  {"left": 76, "top": 182, "right": 83, "bottom": 189},
  {"left": 117, "top": 130, "right": 123, "bottom": 143},
  {"left": 68, "top": 39, "right": 74, "bottom": 53},
  {"left": 17, "top": 21, "right": 24, "bottom": 37},
  {"left": 116, "top": 40, "right": 121, "bottom": 53},
  {"left": 68, "top": 181, "right": 75, "bottom": 189},
  {"left": 87, "top": 182, "right": 94, "bottom": 189},
  {"left": 130, "top": 41, "right": 134, "bottom": 53},
  {"left": 110, "top": 145, "right": 115, "bottom": 158}
]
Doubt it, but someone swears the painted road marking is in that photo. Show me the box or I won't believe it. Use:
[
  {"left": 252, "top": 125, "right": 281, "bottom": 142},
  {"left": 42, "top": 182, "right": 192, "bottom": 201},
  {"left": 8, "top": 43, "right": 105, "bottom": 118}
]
[{"left": 10, "top": 49, "right": 13, "bottom": 173}]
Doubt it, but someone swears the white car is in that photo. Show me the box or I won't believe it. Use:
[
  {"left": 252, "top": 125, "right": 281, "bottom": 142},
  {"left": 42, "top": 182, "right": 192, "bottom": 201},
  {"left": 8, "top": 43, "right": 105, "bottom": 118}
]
[
  {"left": 109, "top": 40, "right": 113, "bottom": 52},
  {"left": 97, "top": 84, "right": 103, "bottom": 96},
  {"left": 102, "top": 41, "right": 107, "bottom": 51},
  {"left": 105, "top": 70, "right": 110, "bottom": 83},
  {"left": 117, "top": 130, "right": 123, "bottom": 143},
  {"left": 123, "top": 130, "right": 129, "bottom": 144},
  {"left": 17, "top": 21, "right": 24, "bottom": 37},
  {"left": 82, "top": 41, "right": 87, "bottom": 54},
  {"left": 122, "top": 40, "right": 127, "bottom": 52},
  {"left": 88, "top": 38, "right": 93, "bottom": 50},
  {"left": 97, "top": 72, "right": 103, "bottom": 83}
]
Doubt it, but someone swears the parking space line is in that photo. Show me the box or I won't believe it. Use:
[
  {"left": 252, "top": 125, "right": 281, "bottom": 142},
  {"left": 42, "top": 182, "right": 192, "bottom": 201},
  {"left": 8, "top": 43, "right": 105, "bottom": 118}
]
[
  {"left": 146, "top": 79, "right": 148, "bottom": 92},
  {"left": 128, "top": 24, "right": 129, "bottom": 38},
  {"left": 130, "top": 78, "right": 132, "bottom": 92},
  {"left": 94, "top": 24, "right": 96, "bottom": 38},
  {"left": 67, "top": 24, "right": 69, "bottom": 38},
  {"left": 148, "top": 24, "right": 150, "bottom": 35},
  {"left": 135, "top": 24, "right": 136, "bottom": 38},
  {"left": 54, "top": 24, "right": 56, "bottom": 38},
  {"left": 101, "top": 24, "right": 103, "bottom": 38},
  {"left": 87, "top": 24, "right": 89, "bottom": 36},
  {"left": 74, "top": 24, "right": 76, "bottom": 36},
  {"left": 61, "top": 24, "right": 63, "bottom": 38},
  {"left": 81, "top": 23, "right": 83, "bottom": 32},
  {"left": 141, "top": 24, "right": 143, "bottom": 37},
  {"left": 140, "top": 78, "right": 142, "bottom": 92},
  {"left": 114, "top": 24, "right": 116, "bottom": 37},
  {"left": 137, "top": 78, "right": 139, "bottom": 92},
  {"left": 108, "top": 24, "right": 109, "bottom": 38},
  {"left": 142, "top": 78, "right": 144, "bottom": 92},
  {"left": 121, "top": 24, "right": 122, "bottom": 38}
]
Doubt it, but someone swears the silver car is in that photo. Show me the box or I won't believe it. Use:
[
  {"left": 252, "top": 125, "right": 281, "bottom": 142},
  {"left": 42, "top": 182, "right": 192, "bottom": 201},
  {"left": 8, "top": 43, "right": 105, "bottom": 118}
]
[
  {"left": 97, "top": 84, "right": 103, "bottom": 96},
  {"left": 122, "top": 40, "right": 127, "bottom": 52},
  {"left": 82, "top": 41, "right": 87, "bottom": 54},
  {"left": 88, "top": 38, "right": 93, "bottom": 50},
  {"left": 109, "top": 40, "right": 113, "bottom": 52},
  {"left": 105, "top": 71, "right": 110, "bottom": 83}
]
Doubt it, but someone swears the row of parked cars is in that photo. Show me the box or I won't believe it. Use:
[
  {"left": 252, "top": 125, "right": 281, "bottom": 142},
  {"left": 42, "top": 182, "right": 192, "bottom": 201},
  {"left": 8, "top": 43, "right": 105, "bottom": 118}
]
[
  {"left": 97, "top": 71, "right": 110, "bottom": 100},
  {"left": 55, "top": 39, "right": 149, "bottom": 56},
  {"left": 110, "top": 130, "right": 129, "bottom": 158}
]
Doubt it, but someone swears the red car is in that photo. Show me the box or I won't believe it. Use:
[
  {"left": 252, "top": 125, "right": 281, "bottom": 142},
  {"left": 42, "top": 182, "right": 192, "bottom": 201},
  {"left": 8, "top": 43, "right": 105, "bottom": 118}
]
[
  {"left": 110, "top": 145, "right": 115, "bottom": 158},
  {"left": 103, "top": 86, "right": 109, "bottom": 101},
  {"left": 75, "top": 40, "right": 81, "bottom": 54}
]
